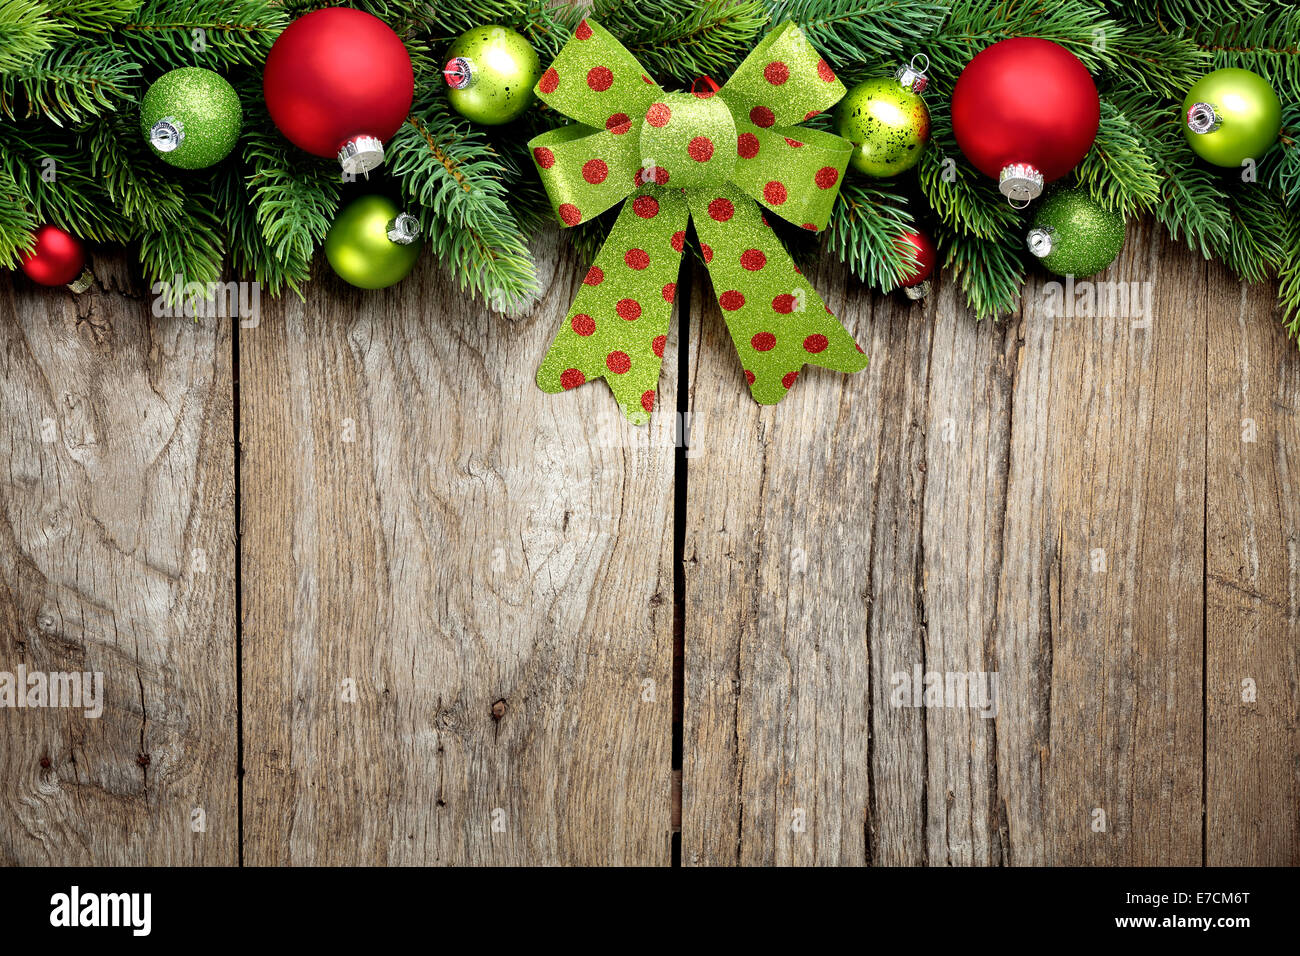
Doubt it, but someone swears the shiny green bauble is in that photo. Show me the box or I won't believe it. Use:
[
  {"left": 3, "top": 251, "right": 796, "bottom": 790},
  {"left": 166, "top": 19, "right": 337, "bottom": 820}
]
[
  {"left": 1027, "top": 188, "right": 1126, "bottom": 277},
  {"left": 140, "top": 67, "right": 241, "bottom": 169},
  {"left": 1182, "top": 68, "right": 1282, "bottom": 167},
  {"left": 324, "top": 196, "right": 423, "bottom": 290},
  {"left": 837, "top": 77, "right": 930, "bottom": 177},
  {"left": 444, "top": 25, "right": 540, "bottom": 125}
]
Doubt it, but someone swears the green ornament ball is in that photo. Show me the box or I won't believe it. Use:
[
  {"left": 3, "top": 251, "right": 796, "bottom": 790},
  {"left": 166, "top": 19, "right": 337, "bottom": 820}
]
[
  {"left": 837, "top": 76, "right": 930, "bottom": 177},
  {"left": 444, "top": 25, "right": 540, "bottom": 125},
  {"left": 1027, "top": 189, "right": 1126, "bottom": 277},
  {"left": 140, "top": 67, "right": 241, "bottom": 169},
  {"left": 1182, "top": 68, "right": 1282, "bottom": 167},
  {"left": 324, "top": 195, "right": 423, "bottom": 290}
]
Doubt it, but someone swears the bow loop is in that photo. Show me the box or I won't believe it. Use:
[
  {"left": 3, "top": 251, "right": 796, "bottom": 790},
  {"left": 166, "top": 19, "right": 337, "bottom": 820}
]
[
  {"left": 530, "top": 124, "right": 641, "bottom": 226},
  {"left": 534, "top": 18, "right": 663, "bottom": 130},
  {"left": 729, "top": 126, "right": 851, "bottom": 232},
  {"left": 718, "top": 23, "right": 846, "bottom": 131}
]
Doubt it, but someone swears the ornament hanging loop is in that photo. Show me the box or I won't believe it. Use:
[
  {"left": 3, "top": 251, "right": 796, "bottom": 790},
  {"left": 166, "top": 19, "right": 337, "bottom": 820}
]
[
  {"left": 999, "top": 162, "right": 1044, "bottom": 205},
  {"left": 1186, "top": 101, "right": 1221, "bottom": 134}
]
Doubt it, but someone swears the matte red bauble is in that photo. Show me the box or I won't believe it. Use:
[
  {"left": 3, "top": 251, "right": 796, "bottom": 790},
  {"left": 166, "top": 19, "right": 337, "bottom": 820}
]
[
  {"left": 951, "top": 38, "right": 1099, "bottom": 205},
  {"left": 20, "top": 224, "right": 87, "bottom": 287},
  {"left": 897, "top": 229, "right": 937, "bottom": 299},
  {"left": 263, "top": 7, "right": 414, "bottom": 174}
]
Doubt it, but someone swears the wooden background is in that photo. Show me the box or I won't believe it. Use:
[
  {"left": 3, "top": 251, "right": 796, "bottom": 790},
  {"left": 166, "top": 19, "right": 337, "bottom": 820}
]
[{"left": 1, "top": 218, "right": 1297, "bottom": 866}]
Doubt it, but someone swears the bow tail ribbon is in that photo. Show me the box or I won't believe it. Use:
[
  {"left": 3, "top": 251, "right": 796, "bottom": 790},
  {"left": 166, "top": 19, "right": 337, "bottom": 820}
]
[{"left": 536, "top": 186, "right": 689, "bottom": 424}]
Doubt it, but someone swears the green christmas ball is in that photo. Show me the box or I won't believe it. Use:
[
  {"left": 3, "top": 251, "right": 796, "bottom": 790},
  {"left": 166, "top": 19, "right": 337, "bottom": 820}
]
[
  {"left": 1182, "top": 68, "right": 1282, "bottom": 167},
  {"left": 837, "top": 76, "right": 930, "bottom": 177},
  {"left": 444, "top": 25, "right": 540, "bottom": 125},
  {"left": 324, "top": 195, "right": 423, "bottom": 290},
  {"left": 141, "top": 67, "right": 241, "bottom": 169},
  {"left": 1027, "top": 189, "right": 1126, "bottom": 277}
]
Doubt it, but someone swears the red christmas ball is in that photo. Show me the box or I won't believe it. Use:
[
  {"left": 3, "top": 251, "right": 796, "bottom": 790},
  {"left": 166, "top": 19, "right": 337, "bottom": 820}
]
[
  {"left": 896, "top": 229, "right": 937, "bottom": 288},
  {"left": 263, "top": 7, "right": 414, "bottom": 174},
  {"left": 951, "top": 38, "right": 1099, "bottom": 203},
  {"left": 19, "top": 224, "right": 86, "bottom": 287}
]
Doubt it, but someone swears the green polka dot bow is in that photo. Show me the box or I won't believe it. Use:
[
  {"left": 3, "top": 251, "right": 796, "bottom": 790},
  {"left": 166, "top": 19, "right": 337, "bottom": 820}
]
[{"left": 530, "top": 19, "right": 867, "bottom": 424}]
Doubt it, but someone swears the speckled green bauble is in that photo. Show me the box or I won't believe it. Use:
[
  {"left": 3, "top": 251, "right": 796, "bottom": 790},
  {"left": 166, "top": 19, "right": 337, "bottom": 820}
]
[
  {"left": 837, "top": 59, "right": 930, "bottom": 177},
  {"left": 1182, "top": 68, "right": 1282, "bottom": 167},
  {"left": 324, "top": 196, "right": 423, "bottom": 290},
  {"left": 141, "top": 67, "right": 241, "bottom": 169},
  {"left": 443, "top": 25, "right": 540, "bottom": 125},
  {"left": 1027, "top": 189, "right": 1126, "bottom": 277}
]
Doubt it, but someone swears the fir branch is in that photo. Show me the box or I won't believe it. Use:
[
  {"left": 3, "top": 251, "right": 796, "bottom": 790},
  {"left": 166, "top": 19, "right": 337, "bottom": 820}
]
[
  {"left": 767, "top": 0, "right": 946, "bottom": 68},
  {"left": 0, "top": 122, "right": 127, "bottom": 241},
  {"left": 114, "top": 0, "right": 287, "bottom": 69},
  {"left": 1278, "top": 205, "right": 1300, "bottom": 340},
  {"left": 45, "top": 0, "right": 141, "bottom": 30},
  {"left": 1261, "top": 102, "right": 1300, "bottom": 204},
  {"left": 0, "top": 43, "right": 142, "bottom": 124},
  {"left": 1074, "top": 97, "right": 1162, "bottom": 217},
  {"left": 0, "top": 166, "right": 36, "bottom": 266},
  {"left": 0, "top": 0, "right": 62, "bottom": 71},
  {"left": 387, "top": 90, "right": 540, "bottom": 313},
  {"left": 213, "top": 161, "right": 312, "bottom": 296},
  {"left": 88, "top": 110, "right": 186, "bottom": 224},
  {"left": 939, "top": 227, "right": 1024, "bottom": 319},
  {"left": 916, "top": 109, "right": 1020, "bottom": 241},
  {"left": 1198, "top": 11, "right": 1300, "bottom": 100},
  {"left": 136, "top": 188, "right": 227, "bottom": 302},
  {"left": 1215, "top": 185, "right": 1286, "bottom": 284},
  {"left": 593, "top": 0, "right": 769, "bottom": 84},
  {"left": 824, "top": 178, "right": 917, "bottom": 289}
]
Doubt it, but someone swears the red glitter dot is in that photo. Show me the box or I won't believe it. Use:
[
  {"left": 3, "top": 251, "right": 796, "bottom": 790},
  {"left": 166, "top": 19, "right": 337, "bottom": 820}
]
[
  {"left": 584, "top": 265, "right": 604, "bottom": 285},
  {"left": 785, "top": 138, "right": 804, "bottom": 148},
  {"left": 634, "top": 165, "right": 670, "bottom": 186},
  {"left": 804, "top": 110, "right": 821, "bottom": 121},
  {"left": 662, "top": 282, "right": 676, "bottom": 301},
  {"left": 764, "top": 61, "right": 790, "bottom": 85},
  {"left": 815, "top": 166, "right": 839, "bottom": 189},
  {"left": 802, "top": 223, "right": 818, "bottom": 231},
  {"left": 558, "top": 203, "right": 581, "bottom": 225},
  {"left": 740, "top": 249, "right": 767, "bottom": 271},
  {"left": 817, "top": 59, "right": 835, "bottom": 82},
  {"left": 606, "top": 350, "right": 631, "bottom": 374},
  {"left": 583, "top": 159, "right": 609, "bottom": 184},
  {"left": 572, "top": 313, "right": 596, "bottom": 336},
  {"left": 782, "top": 371, "right": 799, "bottom": 389},
  {"left": 749, "top": 106, "right": 775, "bottom": 128},
  {"left": 606, "top": 112, "right": 631, "bottom": 133},
  {"left": 652, "top": 335, "right": 667, "bottom": 357},
  {"left": 533, "top": 146, "right": 555, "bottom": 169},
  {"left": 641, "top": 390, "right": 655, "bottom": 413},
  {"left": 646, "top": 102, "right": 671, "bottom": 127},
  {"left": 701, "top": 243, "right": 713, "bottom": 263},
  {"left": 560, "top": 368, "right": 584, "bottom": 389},
  {"left": 670, "top": 231, "right": 686, "bottom": 252},
  {"left": 803, "top": 334, "right": 828, "bottom": 353},
  {"left": 625, "top": 248, "right": 649, "bottom": 270},
  {"left": 707, "top": 198, "right": 734, "bottom": 222},
  {"left": 688, "top": 136, "right": 715, "bottom": 162},
  {"left": 737, "top": 133, "right": 760, "bottom": 159},
  {"left": 633, "top": 195, "right": 659, "bottom": 218},
  {"left": 751, "top": 332, "right": 776, "bottom": 352},
  {"left": 587, "top": 66, "right": 614, "bottom": 91},
  {"left": 744, "top": 369, "right": 756, "bottom": 385},
  {"left": 772, "top": 293, "right": 796, "bottom": 314},
  {"left": 576, "top": 20, "right": 593, "bottom": 40},
  {"left": 617, "top": 298, "right": 642, "bottom": 321},
  {"left": 539, "top": 68, "right": 559, "bottom": 94},
  {"left": 719, "top": 290, "right": 745, "bottom": 311},
  {"left": 763, "top": 181, "right": 787, "bottom": 205}
]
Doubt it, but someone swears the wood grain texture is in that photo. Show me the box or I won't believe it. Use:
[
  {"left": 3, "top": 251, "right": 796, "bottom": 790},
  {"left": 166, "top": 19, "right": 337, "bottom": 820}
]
[
  {"left": 683, "top": 221, "right": 1257, "bottom": 866},
  {"left": 1205, "top": 263, "right": 1300, "bottom": 865},
  {"left": 0, "top": 260, "right": 237, "bottom": 865},
  {"left": 239, "top": 239, "right": 676, "bottom": 865}
]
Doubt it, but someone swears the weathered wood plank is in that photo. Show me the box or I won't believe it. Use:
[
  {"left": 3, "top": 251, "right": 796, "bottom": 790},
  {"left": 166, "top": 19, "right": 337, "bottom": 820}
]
[
  {"left": 239, "top": 239, "right": 676, "bottom": 865},
  {"left": 1205, "top": 265, "right": 1300, "bottom": 865},
  {"left": 998, "top": 220, "right": 1206, "bottom": 864},
  {"left": 0, "top": 261, "right": 237, "bottom": 865}
]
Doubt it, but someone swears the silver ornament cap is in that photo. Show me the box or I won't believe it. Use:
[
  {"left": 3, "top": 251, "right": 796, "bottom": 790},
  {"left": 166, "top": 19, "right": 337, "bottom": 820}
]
[
  {"left": 387, "top": 213, "right": 422, "bottom": 245},
  {"left": 1186, "top": 101, "right": 1222, "bottom": 134},
  {"left": 150, "top": 117, "right": 185, "bottom": 153},
  {"left": 1026, "top": 225, "right": 1056, "bottom": 258},
  {"left": 895, "top": 53, "right": 929, "bottom": 95},
  {"left": 444, "top": 56, "right": 475, "bottom": 90},
  {"left": 999, "top": 162, "right": 1044, "bottom": 206},
  {"left": 338, "top": 135, "right": 385, "bottom": 175}
]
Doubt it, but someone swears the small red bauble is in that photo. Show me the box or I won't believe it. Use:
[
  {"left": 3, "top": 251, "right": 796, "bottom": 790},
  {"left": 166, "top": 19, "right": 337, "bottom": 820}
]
[
  {"left": 951, "top": 37, "right": 1099, "bottom": 204},
  {"left": 897, "top": 229, "right": 937, "bottom": 289},
  {"left": 20, "top": 224, "right": 87, "bottom": 287},
  {"left": 263, "top": 7, "right": 414, "bottom": 174}
]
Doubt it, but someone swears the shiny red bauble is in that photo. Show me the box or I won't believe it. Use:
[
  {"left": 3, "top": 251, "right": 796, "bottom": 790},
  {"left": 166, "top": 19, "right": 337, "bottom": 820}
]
[
  {"left": 897, "top": 229, "right": 937, "bottom": 288},
  {"left": 263, "top": 7, "right": 414, "bottom": 173},
  {"left": 19, "top": 224, "right": 86, "bottom": 286},
  {"left": 951, "top": 38, "right": 1099, "bottom": 203}
]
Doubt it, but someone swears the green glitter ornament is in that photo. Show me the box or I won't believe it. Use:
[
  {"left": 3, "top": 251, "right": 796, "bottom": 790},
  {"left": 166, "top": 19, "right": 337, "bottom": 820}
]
[
  {"left": 324, "top": 195, "right": 423, "bottom": 290},
  {"left": 443, "top": 25, "right": 540, "bottom": 125},
  {"left": 141, "top": 67, "right": 242, "bottom": 169},
  {"left": 1027, "top": 188, "right": 1126, "bottom": 277},
  {"left": 1183, "top": 68, "right": 1282, "bottom": 168},
  {"left": 837, "top": 55, "right": 930, "bottom": 177}
]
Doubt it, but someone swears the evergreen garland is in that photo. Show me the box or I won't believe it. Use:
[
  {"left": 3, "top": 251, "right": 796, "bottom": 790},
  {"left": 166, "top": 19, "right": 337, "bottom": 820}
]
[{"left": 0, "top": 0, "right": 1296, "bottom": 336}]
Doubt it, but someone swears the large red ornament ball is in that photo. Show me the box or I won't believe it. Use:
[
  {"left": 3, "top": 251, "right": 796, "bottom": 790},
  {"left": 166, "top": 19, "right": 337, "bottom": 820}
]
[
  {"left": 263, "top": 7, "right": 414, "bottom": 174},
  {"left": 19, "top": 224, "right": 86, "bottom": 287},
  {"left": 897, "top": 229, "right": 937, "bottom": 288},
  {"left": 951, "top": 38, "right": 1099, "bottom": 204}
]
